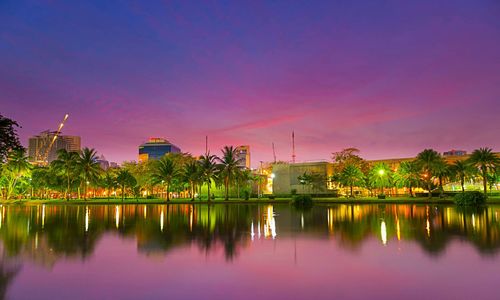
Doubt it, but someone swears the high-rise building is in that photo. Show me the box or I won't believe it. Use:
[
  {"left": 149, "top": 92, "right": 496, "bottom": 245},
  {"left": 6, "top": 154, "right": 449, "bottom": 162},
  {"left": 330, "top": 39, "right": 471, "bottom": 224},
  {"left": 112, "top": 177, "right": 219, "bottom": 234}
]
[
  {"left": 28, "top": 131, "right": 81, "bottom": 164},
  {"left": 236, "top": 145, "right": 251, "bottom": 169},
  {"left": 138, "top": 137, "right": 181, "bottom": 162}
]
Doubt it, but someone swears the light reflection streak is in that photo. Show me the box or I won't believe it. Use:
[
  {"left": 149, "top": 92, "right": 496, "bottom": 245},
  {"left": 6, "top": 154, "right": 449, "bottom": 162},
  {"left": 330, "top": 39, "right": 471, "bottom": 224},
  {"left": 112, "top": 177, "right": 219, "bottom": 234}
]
[
  {"left": 115, "top": 206, "right": 119, "bottom": 229},
  {"left": 160, "top": 210, "right": 164, "bottom": 232},
  {"left": 42, "top": 204, "right": 45, "bottom": 229},
  {"left": 381, "top": 220, "right": 387, "bottom": 245},
  {"left": 85, "top": 207, "right": 89, "bottom": 232}
]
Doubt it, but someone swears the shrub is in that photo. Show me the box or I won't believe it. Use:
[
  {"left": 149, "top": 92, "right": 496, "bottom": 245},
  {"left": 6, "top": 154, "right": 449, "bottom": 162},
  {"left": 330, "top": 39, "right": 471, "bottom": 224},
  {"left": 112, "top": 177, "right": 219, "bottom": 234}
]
[
  {"left": 268, "top": 195, "right": 276, "bottom": 200},
  {"left": 293, "top": 194, "right": 313, "bottom": 209},
  {"left": 454, "top": 191, "right": 486, "bottom": 206},
  {"left": 377, "top": 194, "right": 386, "bottom": 199},
  {"left": 243, "top": 190, "right": 250, "bottom": 201},
  {"left": 291, "top": 189, "right": 297, "bottom": 195}
]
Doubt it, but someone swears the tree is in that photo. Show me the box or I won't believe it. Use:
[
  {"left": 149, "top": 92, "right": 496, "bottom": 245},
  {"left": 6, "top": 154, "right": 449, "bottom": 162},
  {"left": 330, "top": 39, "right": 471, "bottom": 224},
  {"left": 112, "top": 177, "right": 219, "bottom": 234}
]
[
  {"left": 1, "top": 149, "right": 31, "bottom": 200},
  {"left": 51, "top": 149, "right": 79, "bottom": 200},
  {"left": 368, "top": 162, "right": 392, "bottom": 196},
  {"left": 116, "top": 169, "right": 136, "bottom": 201},
  {"left": 101, "top": 169, "right": 117, "bottom": 200},
  {"left": 183, "top": 160, "right": 201, "bottom": 201},
  {"left": 433, "top": 160, "right": 450, "bottom": 197},
  {"left": 151, "top": 155, "right": 180, "bottom": 201},
  {"left": 217, "top": 146, "right": 244, "bottom": 201},
  {"left": 199, "top": 153, "right": 218, "bottom": 202},
  {"left": 449, "top": 160, "right": 475, "bottom": 193},
  {"left": 0, "top": 114, "right": 22, "bottom": 163},
  {"left": 339, "top": 165, "right": 365, "bottom": 197},
  {"left": 468, "top": 148, "right": 499, "bottom": 197},
  {"left": 393, "top": 161, "right": 421, "bottom": 197},
  {"left": 77, "top": 148, "right": 102, "bottom": 200},
  {"left": 234, "top": 168, "right": 252, "bottom": 199},
  {"left": 297, "top": 172, "right": 313, "bottom": 193},
  {"left": 416, "top": 149, "right": 443, "bottom": 198}
]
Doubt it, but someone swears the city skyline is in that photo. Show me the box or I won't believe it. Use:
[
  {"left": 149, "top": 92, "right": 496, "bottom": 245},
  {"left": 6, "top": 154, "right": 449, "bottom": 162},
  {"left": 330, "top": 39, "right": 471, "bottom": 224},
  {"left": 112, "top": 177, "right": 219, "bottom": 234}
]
[{"left": 2, "top": 0, "right": 500, "bottom": 166}]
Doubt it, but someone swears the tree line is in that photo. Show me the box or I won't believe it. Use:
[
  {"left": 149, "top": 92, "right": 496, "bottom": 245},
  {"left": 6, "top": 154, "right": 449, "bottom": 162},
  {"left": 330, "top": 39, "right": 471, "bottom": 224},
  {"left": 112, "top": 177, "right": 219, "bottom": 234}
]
[
  {"left": 328, "top": 148, "right": 499, "bottom": 198},
  {"left": 0, "top": 146, "right": 256, "bottom": 201}
]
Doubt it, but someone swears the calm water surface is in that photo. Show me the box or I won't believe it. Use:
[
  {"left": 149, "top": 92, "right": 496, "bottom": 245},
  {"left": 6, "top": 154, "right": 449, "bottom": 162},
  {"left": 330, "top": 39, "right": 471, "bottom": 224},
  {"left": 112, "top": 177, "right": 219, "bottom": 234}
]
[{"left": 1, "top": 203, "right": 500, "bottom": 299}]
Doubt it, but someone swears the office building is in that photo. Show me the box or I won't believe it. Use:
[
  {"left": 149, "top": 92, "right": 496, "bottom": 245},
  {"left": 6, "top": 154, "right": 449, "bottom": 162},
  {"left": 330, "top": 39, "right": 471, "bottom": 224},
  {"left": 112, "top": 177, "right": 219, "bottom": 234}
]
[
  {"left": 138, "top": 137, "right": 181, "bottom": 162},
  {"left": 28, "top": 131, "right": 81, "bottom": 164},
  {"left": 236, "top": 145, "right": 251, "bottom": 169}
]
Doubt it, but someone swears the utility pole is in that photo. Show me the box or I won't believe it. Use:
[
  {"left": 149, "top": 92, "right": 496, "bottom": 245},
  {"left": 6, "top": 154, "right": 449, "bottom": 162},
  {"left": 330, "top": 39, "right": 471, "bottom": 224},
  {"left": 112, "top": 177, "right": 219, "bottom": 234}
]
[
  {"left": 272, "top": 142, "right": 277, "bottom": 163},
  {"left": 205, "top": 135, "right": 208, "bottom": 155},
  {"left": 258, "top": 160, "right": 263, "bottom": 198},
  {"left": 292, "top": 131, "right": 296, "bottom": 163}
]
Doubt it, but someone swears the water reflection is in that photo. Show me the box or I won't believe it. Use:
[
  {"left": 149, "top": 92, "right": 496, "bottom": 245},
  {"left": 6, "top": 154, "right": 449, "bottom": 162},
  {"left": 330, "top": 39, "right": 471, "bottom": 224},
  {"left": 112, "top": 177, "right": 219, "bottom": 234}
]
[{"left": 0, "top": 203, "right": 499, "bottom": 268}]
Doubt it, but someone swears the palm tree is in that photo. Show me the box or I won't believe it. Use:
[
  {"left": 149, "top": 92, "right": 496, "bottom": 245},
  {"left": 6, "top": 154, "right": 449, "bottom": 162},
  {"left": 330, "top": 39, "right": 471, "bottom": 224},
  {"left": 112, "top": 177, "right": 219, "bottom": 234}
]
[
  {"left": 116, "top": 169, "right": 136, "bottom": 201},
  {"left": 368, "top": 162, "right": 392, "bottom": 196},
  {"left": 433, "top": 160, "right": 450, "bottom": 197},
  {"left": 51, "top": 149, "right": 79, "bottom": 200},
  {"left": 199, "top": 153, "right": 218, "bottom": 202},
  {"left": 151, "top": 155, "right": 180, "bottom": 201},
  {"left": 393, "top": 161, "right": 421, "bottom": 197},
  {"left": 102, "top": 169, "right": 117, "bottom": 200},
  {"left": 235, "top": 168, "right": 252, "bottom": 199},
  {"left": 2, "top": 149, "right": 31, "bottom": 200},
  {"left": 339, "top": 165, "right": 365, "bottom": 197},
  {"left": 449, "top": 160, "right": 475, "bottom": 193},
  {"left": 183, "top": 160, "right": 201, "bottom": 201},
  {"left": 217, "top": 146, "right": 244, "bottom": 201},
  {"left": 468, "top": 147, "right": 499, "bottom": 196},
  {"left": 77, "top": 148, "right": 102, "bottom": 200},
  {"left": 416, "top": 149, "right": 443, "bottom": 198}
]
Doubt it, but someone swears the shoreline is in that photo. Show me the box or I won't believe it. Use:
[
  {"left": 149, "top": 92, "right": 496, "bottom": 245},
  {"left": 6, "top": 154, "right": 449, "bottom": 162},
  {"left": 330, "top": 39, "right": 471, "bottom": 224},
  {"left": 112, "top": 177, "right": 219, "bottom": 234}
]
[{"left": 2, "top": 196, "right": 500, "bottom": 205}]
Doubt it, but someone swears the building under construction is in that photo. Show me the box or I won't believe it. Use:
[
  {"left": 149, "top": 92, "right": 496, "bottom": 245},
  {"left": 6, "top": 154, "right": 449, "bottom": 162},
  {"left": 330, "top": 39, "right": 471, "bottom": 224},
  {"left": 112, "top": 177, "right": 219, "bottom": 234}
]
[{"left": 28, "top": 131, "right": 81, "bottom": 164}]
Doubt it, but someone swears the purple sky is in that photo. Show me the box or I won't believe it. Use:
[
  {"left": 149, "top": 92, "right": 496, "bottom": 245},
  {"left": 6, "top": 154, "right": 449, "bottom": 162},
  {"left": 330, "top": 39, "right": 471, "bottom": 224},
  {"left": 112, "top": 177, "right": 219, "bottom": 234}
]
[{"left": 1, "top": 0, "right": 499, "bottom": 166}]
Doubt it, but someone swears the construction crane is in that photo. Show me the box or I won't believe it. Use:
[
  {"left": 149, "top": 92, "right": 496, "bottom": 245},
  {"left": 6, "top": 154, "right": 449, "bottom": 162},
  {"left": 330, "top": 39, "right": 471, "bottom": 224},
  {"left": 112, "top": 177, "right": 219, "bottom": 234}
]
[{"left": 38, "top": 114, "right": 69, "bottom": 165}]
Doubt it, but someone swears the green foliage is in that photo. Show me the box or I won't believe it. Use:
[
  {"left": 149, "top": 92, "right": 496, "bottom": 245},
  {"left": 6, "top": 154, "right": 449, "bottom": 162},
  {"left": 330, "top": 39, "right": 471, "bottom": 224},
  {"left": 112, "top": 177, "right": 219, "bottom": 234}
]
[
  {"left": 368, "top": 162, "right": 392, "bottom": 193},
  {"left": 0, "top": 114, "right": 22, "bottom": 162},
  {"left": 292, "top": 194, "right": 313, "bottom": 209},
  {"left": 217, "top": 146, "right": 244, "bottom": 201},
  {"left": 393, "top": 161, "right": 421, "bottom": 196},
  {"left": 454, "top": 191, "right": 486, "bottom": 206},
  {"left": 467, "top": 147, "right": 499, "bottom": 195},
  {"left": 291, "top": 189, "right": 297, "bottom": 195},
  {"left": 339, "top": 164, "right": 365, "bottom": 197}
]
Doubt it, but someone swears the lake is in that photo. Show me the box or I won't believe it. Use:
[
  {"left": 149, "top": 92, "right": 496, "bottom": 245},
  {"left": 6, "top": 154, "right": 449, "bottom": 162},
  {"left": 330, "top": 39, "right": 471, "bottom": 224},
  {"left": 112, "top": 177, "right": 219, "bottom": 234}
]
[{"left": 1, "top": 203, "right": 499, "bottom": 299}]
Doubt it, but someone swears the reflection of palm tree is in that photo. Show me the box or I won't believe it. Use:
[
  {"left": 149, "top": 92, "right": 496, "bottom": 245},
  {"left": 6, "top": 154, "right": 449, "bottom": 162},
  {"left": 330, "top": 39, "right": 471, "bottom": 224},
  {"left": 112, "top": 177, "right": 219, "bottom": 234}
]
[
  {"left": 468, "top": 148, "right": 499, "bottom": 196},
  {"left": 51, "top": 149, "right": 79, "bottom": 200},
  {"left": 217, "top": 146, "right": 244, "bottom": 201},
  {"left": 0, "top": 261, "right": 20, "bottom": 299}
]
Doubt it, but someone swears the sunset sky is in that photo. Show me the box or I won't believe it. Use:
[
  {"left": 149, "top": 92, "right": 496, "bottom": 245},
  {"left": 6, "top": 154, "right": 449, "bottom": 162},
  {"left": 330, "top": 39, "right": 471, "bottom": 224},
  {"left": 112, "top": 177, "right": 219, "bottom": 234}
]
[{"left": 1, "top": 0, "right": 499, "bottom": 166}]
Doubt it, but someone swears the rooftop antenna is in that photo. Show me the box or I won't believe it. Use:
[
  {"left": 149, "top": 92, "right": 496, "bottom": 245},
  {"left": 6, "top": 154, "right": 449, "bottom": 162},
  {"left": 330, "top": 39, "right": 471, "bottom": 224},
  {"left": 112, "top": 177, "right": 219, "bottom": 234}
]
[
  {"left": 292, "top": 131, "right": 296, "bottom": 163},
  {"left": 205, "top": 135, "right": 208, "bottom": 155},
  {"left": 272, "top": 142, "right": 277, "bottom": 163}
]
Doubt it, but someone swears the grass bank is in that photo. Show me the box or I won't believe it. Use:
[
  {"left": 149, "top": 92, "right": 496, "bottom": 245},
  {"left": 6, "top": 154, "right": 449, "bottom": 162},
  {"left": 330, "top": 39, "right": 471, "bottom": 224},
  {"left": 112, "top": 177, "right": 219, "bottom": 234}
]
[{"left": 2, "top": 195, "right": 500, "bottom": 205}]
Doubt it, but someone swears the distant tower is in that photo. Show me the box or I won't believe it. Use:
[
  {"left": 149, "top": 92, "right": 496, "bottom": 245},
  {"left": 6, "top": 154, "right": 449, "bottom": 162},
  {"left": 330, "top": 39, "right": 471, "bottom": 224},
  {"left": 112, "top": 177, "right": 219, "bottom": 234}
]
[
  {"left": 236, "top": 145, "right": 251, "bottom": 169},
  {"left": 291, "top": 131, "right": 296, "bottom": 163}
]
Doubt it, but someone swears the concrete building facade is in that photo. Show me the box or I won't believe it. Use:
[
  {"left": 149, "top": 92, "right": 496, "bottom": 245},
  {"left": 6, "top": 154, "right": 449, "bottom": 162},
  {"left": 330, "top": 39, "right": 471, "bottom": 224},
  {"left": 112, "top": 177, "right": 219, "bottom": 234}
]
[{"left": 28, "top": 131, "right": 81, "bottom": 164}]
